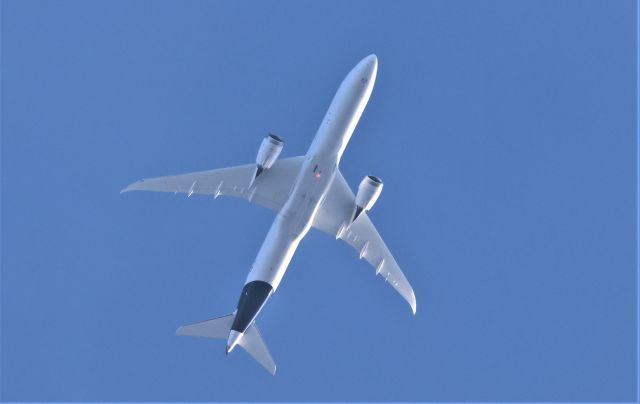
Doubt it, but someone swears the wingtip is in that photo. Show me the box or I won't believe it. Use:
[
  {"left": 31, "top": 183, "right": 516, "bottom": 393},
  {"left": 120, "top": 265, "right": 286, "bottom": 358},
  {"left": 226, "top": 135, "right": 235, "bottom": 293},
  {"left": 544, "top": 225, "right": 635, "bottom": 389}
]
[
  {"left": 410, "top": 291, "right": 417, "bottom": 315},
  {"left": 120, "top": 182, "right": 138, "bottom": 194},
  {"left": 121, "top": 180, "right": 145, "bottom": 194}
]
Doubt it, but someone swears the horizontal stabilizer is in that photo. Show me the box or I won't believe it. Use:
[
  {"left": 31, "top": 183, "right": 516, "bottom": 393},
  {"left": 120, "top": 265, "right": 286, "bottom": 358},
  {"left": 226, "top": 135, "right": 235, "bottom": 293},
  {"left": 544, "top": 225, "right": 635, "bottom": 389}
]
[
  {"left": 176, "top": 314, "right": 234, "bottom": 338},
  {"left": 238, "top": 322, "right": 276, "bottom": 375}
]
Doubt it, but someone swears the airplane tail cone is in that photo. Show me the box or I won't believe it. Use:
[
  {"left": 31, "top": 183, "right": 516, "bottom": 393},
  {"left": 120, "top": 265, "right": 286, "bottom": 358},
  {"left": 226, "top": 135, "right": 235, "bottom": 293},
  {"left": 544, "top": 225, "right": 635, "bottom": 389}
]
[{"left": 226, "top": 330, "right": 243, "bottom": 353}]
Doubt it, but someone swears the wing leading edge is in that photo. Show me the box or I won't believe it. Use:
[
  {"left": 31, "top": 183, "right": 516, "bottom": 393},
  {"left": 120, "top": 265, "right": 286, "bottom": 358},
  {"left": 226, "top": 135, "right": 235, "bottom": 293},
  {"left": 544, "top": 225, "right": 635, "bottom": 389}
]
[
  {"left": 121, "top": 156, "right": 305, "bottom": 212},
  {"left": 312, "top": 171, "right": 417, "bottom": 314}
]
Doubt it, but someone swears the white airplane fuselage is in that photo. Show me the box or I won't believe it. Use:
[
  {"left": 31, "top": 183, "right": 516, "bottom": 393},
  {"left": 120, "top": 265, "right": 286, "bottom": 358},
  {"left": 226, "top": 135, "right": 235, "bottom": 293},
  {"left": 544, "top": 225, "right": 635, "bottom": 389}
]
[{"left": 227, "top": 55, "right": 378, "bottom": 352}]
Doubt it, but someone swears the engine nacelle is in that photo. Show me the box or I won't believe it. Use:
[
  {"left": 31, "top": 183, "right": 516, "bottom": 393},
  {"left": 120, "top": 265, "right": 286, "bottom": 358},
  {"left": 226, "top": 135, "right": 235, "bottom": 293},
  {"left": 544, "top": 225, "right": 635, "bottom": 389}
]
[
  {"left": 353, "top": 175, "right": 383, "bottom": 221},
  {"left": 256, "top": 133, "right": 284, "bottom": 170}
]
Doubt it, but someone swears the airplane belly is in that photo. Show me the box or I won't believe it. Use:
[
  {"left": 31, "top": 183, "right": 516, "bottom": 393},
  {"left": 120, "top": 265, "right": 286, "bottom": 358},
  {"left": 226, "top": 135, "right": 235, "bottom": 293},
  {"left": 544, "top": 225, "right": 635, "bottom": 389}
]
[
  {"left": 125, "top": 55, "right": 414, "bottom": 374},
  {"left": 245, "top": 171, "right": 331, "bottom": 291},
  {"left": 245, "top": 214, "right": 304, "bottom": 291}
]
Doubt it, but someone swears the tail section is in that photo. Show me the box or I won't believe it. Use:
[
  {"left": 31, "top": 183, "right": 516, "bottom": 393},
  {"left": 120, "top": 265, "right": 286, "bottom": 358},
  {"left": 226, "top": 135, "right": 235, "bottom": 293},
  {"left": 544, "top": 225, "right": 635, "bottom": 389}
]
[
  {"left": 176, "top": 314, "right": 234, "bottom": 338},
  {"left": 237, "top": 322, "right": 276, "bottom": 375},
  {"left": 176, "top": 314, "right": 276, "bottom": 375}
]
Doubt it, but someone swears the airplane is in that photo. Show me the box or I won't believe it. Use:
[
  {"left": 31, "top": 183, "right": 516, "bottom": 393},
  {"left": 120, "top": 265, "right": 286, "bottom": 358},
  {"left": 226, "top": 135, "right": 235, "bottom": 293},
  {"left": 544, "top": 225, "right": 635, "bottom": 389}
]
[{"left": 122, "top": 54, "right": 416, "bottom": 375}]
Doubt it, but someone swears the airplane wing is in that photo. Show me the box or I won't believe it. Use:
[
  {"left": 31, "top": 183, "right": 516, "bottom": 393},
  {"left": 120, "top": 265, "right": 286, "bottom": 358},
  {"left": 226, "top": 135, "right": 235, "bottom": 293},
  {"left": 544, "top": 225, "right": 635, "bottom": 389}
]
[
  {"left": 312, "top": 171, "right": 417, "bottom": 314},
  {"left": 121, "top": 156, "right": 305, "bottom": 212}
]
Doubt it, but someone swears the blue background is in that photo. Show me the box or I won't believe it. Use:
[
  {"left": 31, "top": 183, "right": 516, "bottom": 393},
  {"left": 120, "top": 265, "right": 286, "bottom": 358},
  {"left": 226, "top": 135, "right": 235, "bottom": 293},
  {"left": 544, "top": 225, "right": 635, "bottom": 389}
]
[{"left": 1, "top": 0, "right": 637, "bottom": 401}]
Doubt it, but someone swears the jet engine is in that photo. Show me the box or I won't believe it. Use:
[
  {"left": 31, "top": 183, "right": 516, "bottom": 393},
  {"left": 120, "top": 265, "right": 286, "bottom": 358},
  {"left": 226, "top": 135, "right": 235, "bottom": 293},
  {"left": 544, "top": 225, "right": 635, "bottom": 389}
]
[
  {"left": 253, "top": 133, "right": 284, "bottom": 181},
  {"left": 353, "top": 175, "right": 383, "bottom": 221}
]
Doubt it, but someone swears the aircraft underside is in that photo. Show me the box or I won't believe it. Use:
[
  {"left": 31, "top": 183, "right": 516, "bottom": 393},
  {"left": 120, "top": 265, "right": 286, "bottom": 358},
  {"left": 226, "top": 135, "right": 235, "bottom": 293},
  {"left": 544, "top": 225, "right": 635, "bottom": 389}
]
[{"left": 122, "top": 54, "right": 416, "bottom": 374}]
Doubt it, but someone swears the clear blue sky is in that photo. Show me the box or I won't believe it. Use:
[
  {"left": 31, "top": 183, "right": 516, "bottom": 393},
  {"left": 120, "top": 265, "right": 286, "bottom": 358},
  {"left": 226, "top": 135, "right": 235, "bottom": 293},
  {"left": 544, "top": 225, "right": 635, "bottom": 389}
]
[{"left": 1, "top": 0, "right": 636, "bottom": 401}]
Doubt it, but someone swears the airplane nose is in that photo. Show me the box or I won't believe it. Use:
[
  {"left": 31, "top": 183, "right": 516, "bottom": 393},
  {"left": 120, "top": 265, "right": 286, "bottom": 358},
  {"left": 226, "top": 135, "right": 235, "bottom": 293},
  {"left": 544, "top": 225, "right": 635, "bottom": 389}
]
[
  {"left": 342, "top": 54, "right": 379, "bottom": 92},
  {"left": 359, "top": 54, "right": 377, "bottom": 73},
  {"left": 358, "top": 54, "right": 378, "bottom": 81},
  {"left": 364, "top": 54, "right": 378, "bottom": 68}
]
